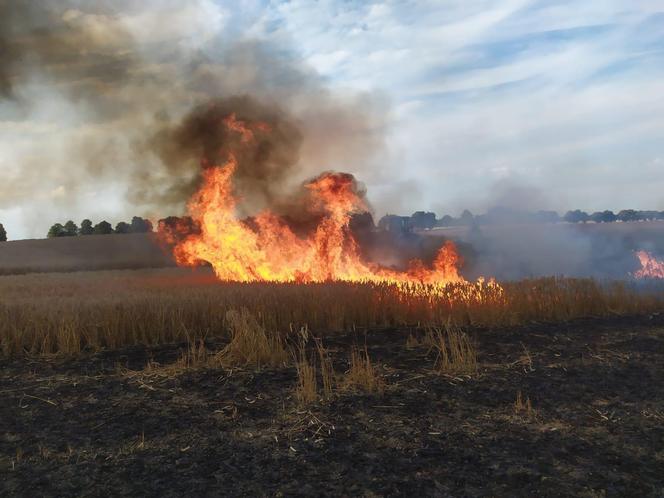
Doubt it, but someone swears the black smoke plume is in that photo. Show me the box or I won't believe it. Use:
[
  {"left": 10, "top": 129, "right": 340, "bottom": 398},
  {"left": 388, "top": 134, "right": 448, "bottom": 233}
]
[{"left": 0, "top": 1, "right": 387, "bottom": 233}]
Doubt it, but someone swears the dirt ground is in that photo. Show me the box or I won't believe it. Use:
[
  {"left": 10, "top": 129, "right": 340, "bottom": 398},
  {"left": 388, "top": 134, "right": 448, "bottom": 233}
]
[{"left": 1, "top": 315, "right": 664, "bottom": 497}]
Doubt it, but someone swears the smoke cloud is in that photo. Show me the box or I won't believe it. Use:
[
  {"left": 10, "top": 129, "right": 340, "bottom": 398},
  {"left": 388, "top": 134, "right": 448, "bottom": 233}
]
[
  {"left": 0, "top": 1, "right": 388, "bottom": 237},
  {"left": 137, "top": 96, "right": 304, "bottom": 214}
]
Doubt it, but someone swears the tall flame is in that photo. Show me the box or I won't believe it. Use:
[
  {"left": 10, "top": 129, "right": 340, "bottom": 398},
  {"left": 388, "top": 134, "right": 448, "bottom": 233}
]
[
  {"left": 167, "top": 113, "right": 466, "bottom": 285},
  {"left": 634, "top": 250, "right": 664, "bottom": 279}
]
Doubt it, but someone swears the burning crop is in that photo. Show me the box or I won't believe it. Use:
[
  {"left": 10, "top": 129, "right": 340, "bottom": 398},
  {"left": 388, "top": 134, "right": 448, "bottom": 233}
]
[
  {"left": 160, "top": 111, "right": 474, "bottom": 289},
  {"left": 634, "top": 250, "right": 664, "bottom": 279}
]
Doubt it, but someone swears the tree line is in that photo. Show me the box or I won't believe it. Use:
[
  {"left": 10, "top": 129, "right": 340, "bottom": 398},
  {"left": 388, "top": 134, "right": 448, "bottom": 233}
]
[
  {"left": 2, "top": 207, "right": 663, "bottom": 243},
  {"left": 378, "top": 208, "right": 664, "bottom": 232},
  {"left": 46, "top": 217, "right": 153, "bottom": 238}
]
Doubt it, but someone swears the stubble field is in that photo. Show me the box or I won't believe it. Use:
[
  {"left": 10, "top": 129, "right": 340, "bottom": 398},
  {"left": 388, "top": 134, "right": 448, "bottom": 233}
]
[{"left": 1, "top": 266, "right": 664, "bottom": 496}]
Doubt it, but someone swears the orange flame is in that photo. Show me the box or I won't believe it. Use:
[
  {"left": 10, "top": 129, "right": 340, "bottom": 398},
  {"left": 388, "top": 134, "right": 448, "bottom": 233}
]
[
  {"left": 167, "top": 113, "right": 471, "bottom": 287},
  {"left": 634, "top": 250, "right": 664, "bottom": 279}
]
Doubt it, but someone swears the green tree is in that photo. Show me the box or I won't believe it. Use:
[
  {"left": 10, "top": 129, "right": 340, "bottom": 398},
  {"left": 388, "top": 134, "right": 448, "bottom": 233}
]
[
  {"left": 563, "top": 210, "right": 590, "bottom": 223},
  {"left": 47, "top": 223, "right": 66, "bottom": 238},
  {"left": 590, "top": 210, "right": 617, "bottom": 223},
  {"left": 130, "top": 216, "right": 153, "bottom": 233},
  {"left": 0, "top": 223, "right": 6, "bottom": 242},
  {"left": 617, "top": 209, "right": 639, "bottom": 222},
  {"left": 637, "top": 210, "right": 658, "bottom": 221},
  {"left": 410, "top": 211, "right": 436, "bottom": 230},
  {"left": 115, "top": 221, "right": 131, "bottom": 234},
  {"left": 79, "top": 219, "right": 94, "bottom": 235},
  {"left": 63, "top": 220, "right": 78, "bottom": 236},
  {"left": 93, "top": 221, "right": 114, "bottom": 235}
]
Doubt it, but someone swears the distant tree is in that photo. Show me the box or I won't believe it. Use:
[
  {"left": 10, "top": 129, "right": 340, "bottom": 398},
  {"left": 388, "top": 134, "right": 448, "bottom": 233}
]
[
  {"left": 79, "top": 219, "right": 94, "bottom": 235},
  {"left": 563, "top": 210, "right": 590, "bottom": 223},
  {"left": 617, "top": 209, "right": 639, "bottom": 222},
  {"left": 47, "top": 223, "right": 66, "bottom": 238},
  {"left": 93, "top": 220, "right": 114, "bottom": 235},
  {"left": 130, "top": 216, "right": 153, "bottom": 233},
  {"left": 0, "top": 223, "right": 6, "bottom": 242},
  {"left": 637, "top": 210, "right": 658, "bottom": 221},
  {"left": 437, "top": 215, "right": 454, "bottom": 227},
  {"left": 115, "top": 221, "right": 131, "bottom": 234},
  {"left": 590, "top": 210, "right": 617, "bottom": 223},
  {"left": 459, "top": 209, "right": 474, "bottom": 226},
  {"left": 410, "top": 211, "right": 436, "bottom": 230},
  {"left": 157, "top": 216, "right": 200, "bottom": 244},
  {"left": 63, "top": 220, "right": 78, "bottom": 236},
  {"left": 349, "top": 212, "right": 375, "bottom": 233},
  {"left": 377, "top": 214, "right": 411, "bottom": 233}
]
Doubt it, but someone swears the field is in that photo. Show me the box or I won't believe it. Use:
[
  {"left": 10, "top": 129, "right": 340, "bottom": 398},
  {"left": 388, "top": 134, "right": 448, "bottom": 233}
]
[
  {"left": 0, "top": 234, "right": 174, "bottom": 276},
  {"left": 4, "top": 220, "right": 664, "bottom": 279},
  {"left": 1, "top": 267, "right": 662, "bottom": 355},
  {"left": 1, "top": 263, "right": 664, "bottom": 496}
]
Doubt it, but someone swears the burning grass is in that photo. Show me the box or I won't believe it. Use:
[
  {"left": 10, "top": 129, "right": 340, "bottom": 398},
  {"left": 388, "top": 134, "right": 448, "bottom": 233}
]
[{"left": 1, "top": 268, "right": 663, "bottom": 356}]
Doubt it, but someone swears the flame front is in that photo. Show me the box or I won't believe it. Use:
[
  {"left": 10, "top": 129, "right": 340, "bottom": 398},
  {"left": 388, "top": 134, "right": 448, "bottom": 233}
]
[
  {"left": 634, "top": 250, "right": 664, "bottom": 279},
  {"left": 168, "top": 113, "right": 467, "bottom": 286}
]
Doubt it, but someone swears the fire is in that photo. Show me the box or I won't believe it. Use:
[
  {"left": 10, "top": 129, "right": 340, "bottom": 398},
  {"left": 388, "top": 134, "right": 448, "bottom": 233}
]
[
  {"left": 634, "top": 250, "right": 664, "bottom": 279},
  {"left": 164, "top": 112, "right": 476, "bottom": 287}
]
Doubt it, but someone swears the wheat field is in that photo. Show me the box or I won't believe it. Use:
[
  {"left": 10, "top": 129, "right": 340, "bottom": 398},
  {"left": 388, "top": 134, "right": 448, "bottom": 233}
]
[{"left": 1, "top": 267, "right": 662, "bottom": 355}]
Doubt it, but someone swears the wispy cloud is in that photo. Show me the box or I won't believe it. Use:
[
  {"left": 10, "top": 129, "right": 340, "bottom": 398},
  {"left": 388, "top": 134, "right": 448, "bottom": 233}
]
[{"left": 241, "top": 0, "right": 664, "bottom": 215}]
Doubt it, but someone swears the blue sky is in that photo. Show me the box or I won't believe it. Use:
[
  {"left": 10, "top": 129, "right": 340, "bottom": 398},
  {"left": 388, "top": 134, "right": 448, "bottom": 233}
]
[
  {"left": 240, "top": 0, "right": 664, "bottom": 215},
  {"left": 1, "top": 0, "right": 664, "bottom": 239}
]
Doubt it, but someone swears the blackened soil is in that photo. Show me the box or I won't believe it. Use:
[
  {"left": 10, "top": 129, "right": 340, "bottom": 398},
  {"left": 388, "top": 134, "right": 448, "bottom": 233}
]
[{"left": 2, "top": 315, "right": 664, "bottom": 497}]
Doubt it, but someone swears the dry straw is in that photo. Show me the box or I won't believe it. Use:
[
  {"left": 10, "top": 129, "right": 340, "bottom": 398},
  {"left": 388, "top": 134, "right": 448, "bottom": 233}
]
[
  {"left": 422, "top": 324, "right": 478, "bottom": 375},
  {"left": 1, "top": 269, "right": 662, "bottom": 356}
]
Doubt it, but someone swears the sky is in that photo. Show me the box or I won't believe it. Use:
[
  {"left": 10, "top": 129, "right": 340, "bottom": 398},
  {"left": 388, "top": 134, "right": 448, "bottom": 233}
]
[{"left": 1, "top": 0, "right": 664, "bottom": 240}]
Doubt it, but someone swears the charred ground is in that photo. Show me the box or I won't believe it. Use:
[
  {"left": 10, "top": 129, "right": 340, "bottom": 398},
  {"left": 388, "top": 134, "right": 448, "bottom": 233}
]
[{"left": 1, "top": 314, "right": 663, "bottom": 497}]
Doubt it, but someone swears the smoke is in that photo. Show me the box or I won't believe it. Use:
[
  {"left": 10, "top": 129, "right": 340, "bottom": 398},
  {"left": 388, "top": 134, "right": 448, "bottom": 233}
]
[
  {"left": 136, "top": 96, "right": 304, "bottom": 214},
  {"left": 458, "top": 221, "right": 657, "bottom": 280},
  {"left": 418, "top": 177, "right": 658, "bottom": 280},
  {"left": 0, "top": 1, "right": 137, "bottom": 102},
  {"left": 0, "top": 1, "right": 388, "bottom": 237},
  {"left": 481, "top": 179, "right": 556, "bottom": 214}
]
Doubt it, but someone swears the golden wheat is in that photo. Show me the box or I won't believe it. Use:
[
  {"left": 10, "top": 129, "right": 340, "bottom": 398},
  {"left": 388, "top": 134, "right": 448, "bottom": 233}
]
[
  {"left": 219, "top": 308, "right": 288, "bottom": 368},
  {"left": 424, "top": 325, "right": 478, "bottom": 375},
  {"left": 294, "top": 347, "right": 318, "bottom": 405},
  {"left": 0, "top": 268, "right": 662, "bottom": 355},
  {"left": 343, "top": 346, "right": 385, "bottom": 394}
]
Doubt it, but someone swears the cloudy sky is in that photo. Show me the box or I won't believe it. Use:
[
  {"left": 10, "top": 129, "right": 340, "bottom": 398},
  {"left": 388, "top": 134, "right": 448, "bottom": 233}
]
[{"left": 1, "top": 0, "right": 664, "bottom": 239}]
